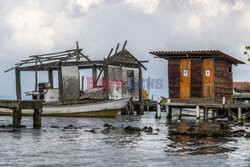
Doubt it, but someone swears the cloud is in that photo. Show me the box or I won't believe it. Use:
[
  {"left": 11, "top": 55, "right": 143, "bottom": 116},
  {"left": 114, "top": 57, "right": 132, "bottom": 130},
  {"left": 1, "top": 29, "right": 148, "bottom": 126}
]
[
  {"left": 190, "top": 0, "right": 244, "bottom": 17},
  {"left": 67, "top": 0, "right": 104, "bottom": 13},
  {"left": 125, "top": 0, "right": 160, "bottom": 14}
]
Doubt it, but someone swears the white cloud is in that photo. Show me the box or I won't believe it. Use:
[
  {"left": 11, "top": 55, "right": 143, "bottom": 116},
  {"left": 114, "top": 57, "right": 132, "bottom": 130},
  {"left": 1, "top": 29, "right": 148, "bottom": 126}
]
[
  {"left": 190, "top": 0, "right": 244, "bottom": 17},
  {"left": 67, "top": 0, "right": 104, "bottom": 13},
  {"left": 6, "top": 6, "right": 55, "bottom": 53},
  {"left": 188, "top": 14, "right": 201, "bottom": 31},
  {"left": 125, "top": 0, "right": 160, "bottom": 14}
]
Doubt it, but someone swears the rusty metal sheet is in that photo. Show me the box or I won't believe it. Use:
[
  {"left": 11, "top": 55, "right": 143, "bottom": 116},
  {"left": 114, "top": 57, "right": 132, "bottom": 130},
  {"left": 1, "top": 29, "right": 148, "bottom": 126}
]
[
  {"left": 202, "top": 59, "right": 214, "bottom": 98},
  {"left": 180, "top": 59, "right": 191, "bottom": 99}
]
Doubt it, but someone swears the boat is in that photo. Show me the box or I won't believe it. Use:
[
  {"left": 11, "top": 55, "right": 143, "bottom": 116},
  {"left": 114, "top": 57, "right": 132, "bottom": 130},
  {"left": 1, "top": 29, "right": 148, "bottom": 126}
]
[{"left": 0, "top": 98, "right": 130, "bottom": 118}]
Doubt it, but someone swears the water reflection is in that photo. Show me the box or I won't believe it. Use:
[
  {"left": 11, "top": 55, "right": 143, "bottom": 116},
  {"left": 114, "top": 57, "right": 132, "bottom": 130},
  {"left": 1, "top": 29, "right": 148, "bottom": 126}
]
[{"left": 166, "top": 121, "right": 237, "bottom": 155}]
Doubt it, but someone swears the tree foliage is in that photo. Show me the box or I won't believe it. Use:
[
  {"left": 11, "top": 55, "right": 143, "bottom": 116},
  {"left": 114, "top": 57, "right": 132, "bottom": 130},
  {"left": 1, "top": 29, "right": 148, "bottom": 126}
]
[{"left": 244, "top": 45, "right": 250, "bottom": 61}]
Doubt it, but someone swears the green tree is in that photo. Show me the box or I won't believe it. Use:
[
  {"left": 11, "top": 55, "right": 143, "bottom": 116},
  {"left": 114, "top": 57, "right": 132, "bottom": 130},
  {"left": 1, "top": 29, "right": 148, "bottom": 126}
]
[{"left": 244, "top": 45, "right": 250, "bottom": 61}]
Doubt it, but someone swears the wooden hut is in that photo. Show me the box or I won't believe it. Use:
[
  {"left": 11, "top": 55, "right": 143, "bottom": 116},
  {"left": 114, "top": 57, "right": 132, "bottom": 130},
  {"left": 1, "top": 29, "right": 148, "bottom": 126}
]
[{"left": 150, "top": 50, "right": 245, "bottom": 103}]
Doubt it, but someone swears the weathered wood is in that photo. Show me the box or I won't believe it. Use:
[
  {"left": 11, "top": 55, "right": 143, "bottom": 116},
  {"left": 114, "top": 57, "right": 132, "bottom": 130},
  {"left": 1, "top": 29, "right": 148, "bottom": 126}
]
[
  {"left": 15, "top": 68, "right": 21, "bottom": 100},
  {"left": 115, "top": 43, "right": 120, "bottom": 54},
  {"left": 92, "top": 65, "right": 97, "bottom": 88},
  {"left": 58, "top": 66, "right": 63, "bottom": 101},
  {"left": 33, "top": 108, "right": 42, "bottom": 129},
  {"left": 191, "top": 58, "right": 202, "bottom": 98},
  {"left": 12, "top": 107, "right": 22, "bottom": 127},
  {"left": 48, "top": 69, "right": 54, "bottom": 88},
  {"left": 168, "top": 59, "right": 180, "bottom": 98}
]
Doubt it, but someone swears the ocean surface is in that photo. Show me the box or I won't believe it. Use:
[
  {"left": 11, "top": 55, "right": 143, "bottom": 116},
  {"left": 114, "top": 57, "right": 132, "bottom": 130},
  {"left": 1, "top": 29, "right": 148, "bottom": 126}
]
[{"left": 0, "top": 112, "right": 249, "bottom": 167}]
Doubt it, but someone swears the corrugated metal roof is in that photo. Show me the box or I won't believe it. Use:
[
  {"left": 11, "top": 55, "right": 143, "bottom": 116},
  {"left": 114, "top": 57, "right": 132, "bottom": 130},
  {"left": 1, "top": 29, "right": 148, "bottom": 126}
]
[{"left": 149, "top": 50, "right": 245, "bottom": 64}]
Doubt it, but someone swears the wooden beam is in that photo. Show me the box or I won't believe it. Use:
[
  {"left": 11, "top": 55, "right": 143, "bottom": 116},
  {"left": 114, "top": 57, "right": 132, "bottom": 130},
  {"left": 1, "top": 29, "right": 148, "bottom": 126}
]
[
  {"left": 115, "top": 43, "right": 120, "bottom": 54},
  {"left": 48, "top": 69, "right": 53, "bottom": 88},
  {"left": 15, "top": 68, "right": 21, "bottom": 100},
  {"left": 58, "top": 66, "right": 63, "bottom": 101},
  {"left": 92, "top": 64, "right": 97, "bottom": 87},
  {"left": 94, "top": 48, "right": 113, "bottom": 85},
  {"left": 122, "top": 40, "right": 127, "bottom": 50}
]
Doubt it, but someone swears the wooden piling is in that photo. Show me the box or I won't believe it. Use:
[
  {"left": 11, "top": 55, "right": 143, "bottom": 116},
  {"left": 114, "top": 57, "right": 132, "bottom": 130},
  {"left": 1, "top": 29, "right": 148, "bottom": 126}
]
[
  {"left": 238, "top": 107, "right": 242, "bottom": 122},
  {"left": 212, "top": 108, "right": 215, "bottom": 119},
  {"left": 196, "top": 106, "right": 200, "bottom": 120},
  {"left": 167, "top": 106, "right": 172, "bottom": 120},
  {"left": 204, "top": 107, "right": 208, "bottom": 121},
  {"left": 15, "top": 68, "right": 21, "bottom": 100},
  {"left": 48, "top": 69, "right": 54, "bottom": 88},
  {"left": 33, "top": 107, "right": 42, "bottom": 129},
  {"left": 12, "top": 106, "right": 22, "bottom": 128},
  {"left": 178, "top": 108, "right": 182, "bottom": 120}
]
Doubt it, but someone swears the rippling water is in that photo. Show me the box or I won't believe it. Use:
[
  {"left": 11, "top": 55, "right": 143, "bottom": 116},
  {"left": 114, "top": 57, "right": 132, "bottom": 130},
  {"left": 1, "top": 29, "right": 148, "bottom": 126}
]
[{"left": 0, "top": 112, "right": 249, "bottom": 167}]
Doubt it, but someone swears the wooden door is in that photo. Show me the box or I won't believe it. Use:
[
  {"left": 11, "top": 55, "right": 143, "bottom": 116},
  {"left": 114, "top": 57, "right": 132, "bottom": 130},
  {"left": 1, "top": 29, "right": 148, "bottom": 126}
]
[
  {"left": 180, "top": 59, "right": 191, "bottom": 99},
  {"left": 202, "top": 59, "right": 214, "bottom": 98}
]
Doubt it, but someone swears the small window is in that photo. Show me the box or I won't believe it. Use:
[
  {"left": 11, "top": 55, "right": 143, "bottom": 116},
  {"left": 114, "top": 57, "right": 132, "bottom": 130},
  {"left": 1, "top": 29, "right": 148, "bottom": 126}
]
[{"left": 229, "top": 67, "right": 232, "bottom": 72}]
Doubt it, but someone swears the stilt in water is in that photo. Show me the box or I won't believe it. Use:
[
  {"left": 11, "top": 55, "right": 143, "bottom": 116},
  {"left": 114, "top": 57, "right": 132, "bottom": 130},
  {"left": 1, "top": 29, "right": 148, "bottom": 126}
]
[
  {"left": 155, "top": 98, "right": 161, "bottom": 118},
  {"left": 13, "top": 106, "right": 22, "bottom": 128},
  {"left": 33, "top": 107, "right": 42, "bottom": 129},
  {"left": 178, "top": 108, "right": 182, "bottom": 120},
  {"left": 167, "top": 106, "right": 172, "bottom": 121},
  {"left": 196, "top": 106, "right": 200, "bottom": 120},
  {"left": 238, "top": 107, "right": 242, "bottom": 122}
]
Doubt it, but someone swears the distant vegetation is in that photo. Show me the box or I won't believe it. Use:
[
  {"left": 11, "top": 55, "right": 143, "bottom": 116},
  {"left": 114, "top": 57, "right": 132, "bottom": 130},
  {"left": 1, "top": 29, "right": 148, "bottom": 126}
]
[{"left": 244, "top": 45, "right": 250, "bottom": 61}]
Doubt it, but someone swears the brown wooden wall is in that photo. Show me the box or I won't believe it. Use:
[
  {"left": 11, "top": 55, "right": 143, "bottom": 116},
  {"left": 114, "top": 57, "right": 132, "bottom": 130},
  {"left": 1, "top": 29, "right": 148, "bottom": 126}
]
[
  {"left": 168, "top": 58, "right": 180, "bottom": 98},
  {"left": 213, "top": 58, "right": 233, "bottom": 102},
  {"left": 191, "top": 58, "right": 202, "bottom": 98}
]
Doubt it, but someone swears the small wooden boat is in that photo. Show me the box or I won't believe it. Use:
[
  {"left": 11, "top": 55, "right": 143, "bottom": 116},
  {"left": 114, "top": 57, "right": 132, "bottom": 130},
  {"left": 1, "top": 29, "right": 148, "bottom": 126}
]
[{"left": 0, "top": 98, "right": 129, "bottom": 118}]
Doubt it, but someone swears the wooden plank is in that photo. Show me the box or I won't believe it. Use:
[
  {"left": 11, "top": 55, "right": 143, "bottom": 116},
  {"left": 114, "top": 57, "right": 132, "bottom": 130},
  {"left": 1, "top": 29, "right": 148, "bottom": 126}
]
[
  {"left": 168, "top": 59, "right": 180, "bottom": 98},
  {"left": 202, "top": 58, "right": 214, "bottom": 98},
  {"left": 191, "top": 58, "right": 202, "bottom": 98},
  {"left": 180, "top": 59, "right": 191, "bottom": 99}
]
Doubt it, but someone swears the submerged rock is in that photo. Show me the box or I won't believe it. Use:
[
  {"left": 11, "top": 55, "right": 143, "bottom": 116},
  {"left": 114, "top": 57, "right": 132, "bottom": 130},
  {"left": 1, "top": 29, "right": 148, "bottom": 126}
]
[
  {"left": 85, "top": 129, "right": 96, "bottom": 133},
  {"left": 103, "top": 123, "right": 113, "bottom": 128},
  {"left": 51, "top": 126, "right": 60, "bottom": 129},
  {"left": 168, "top": 122, "right": 249, "bottom": 138},
  {"left": 124, "top": 126, "right": 142, "bottom": 133},
  {"left": 245, "top": 133, "right": 250, "bottom": 138}
]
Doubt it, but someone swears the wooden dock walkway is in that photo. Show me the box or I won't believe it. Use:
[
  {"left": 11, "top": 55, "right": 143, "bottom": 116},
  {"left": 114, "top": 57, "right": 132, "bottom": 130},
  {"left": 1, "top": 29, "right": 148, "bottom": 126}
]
[
  {"left": 0, "top": 100, "right": 42, "bottom": 128},
  {"left": 164, "top": 102, "right": 250, "bottom": 121}
]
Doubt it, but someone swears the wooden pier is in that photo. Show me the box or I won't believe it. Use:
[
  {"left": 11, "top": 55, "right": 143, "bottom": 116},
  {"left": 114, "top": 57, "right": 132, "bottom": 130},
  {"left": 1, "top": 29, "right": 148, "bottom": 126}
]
[
  {"left": 0, "top": 100, "right": 42, "bottom": 128},
  {"left": 164, "top": 102, "right": 250, "bottom": 121}
]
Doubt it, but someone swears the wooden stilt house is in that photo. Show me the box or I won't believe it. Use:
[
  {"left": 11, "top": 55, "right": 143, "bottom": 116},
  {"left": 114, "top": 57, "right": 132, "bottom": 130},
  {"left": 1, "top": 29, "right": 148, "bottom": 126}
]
[{"left": 150, "top": 50, "right": 245, "bottom": 103}]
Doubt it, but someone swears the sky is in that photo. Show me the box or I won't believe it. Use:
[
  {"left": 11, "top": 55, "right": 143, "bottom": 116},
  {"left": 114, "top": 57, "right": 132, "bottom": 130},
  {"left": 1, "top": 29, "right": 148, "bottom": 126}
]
[{"left": 0, "top": 0, "right": 249, "bottom": 99}]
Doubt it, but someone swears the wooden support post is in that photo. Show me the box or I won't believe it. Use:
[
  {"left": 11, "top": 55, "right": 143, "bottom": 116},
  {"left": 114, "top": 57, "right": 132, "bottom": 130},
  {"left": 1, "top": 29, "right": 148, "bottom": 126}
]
[
  {"left": 35, "top": 58, "right": 38, "bottom": 91},
  {"left": 238, "top": 107, "right": 242, "bottom": 122},
  {"left": 137, "top": 67, "right": 143, "bottom": 115},
  {"left": 212, "top": 108, "right": 215, "bottom": 119},
  {"left": 204, "top": 107, "right": 208, "bottom": 121},
  {"left": 227, "top": 106, "right": 233, "bottom": 121},
  {"left": 129, "top": 105, "right": 134, "bottom": 115},
  {"left": 58, "top": 67, "right": 63, "bottom": 101},
  {"left": 121, "top": 106, "right": 129, "bottom": 115},
  {"left": 178, "top": 108, "right": 182, "bottom": 120},
  {"left": 15, "top": 68, "right": 21, "bottom": 100},
  {"left": 156, "top": 99, "right": 161, "bottom": 118},
  {"left": 167, "top": 106, "right": 172, "bottom": 121},
  {"left": 33, "top": 107, "right": 42, "bottom": 129},
  {"left": 12, "top": 106, "right": 22, "bottom": 128},
  {"left": 137, "top": 104, "right": 144, "bottom": 115},
  {"left": 92, "top": 65, "right": 97, "bottom": 88},
  {"left": 48, "top": 69, "right": 53, "bottom": 88},
  {"left": 196, "top": 106, "right": 200, "bottom": 120}
]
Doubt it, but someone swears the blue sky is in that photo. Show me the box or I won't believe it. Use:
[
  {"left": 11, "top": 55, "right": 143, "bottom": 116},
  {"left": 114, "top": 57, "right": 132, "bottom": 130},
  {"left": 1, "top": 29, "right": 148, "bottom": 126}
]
[{"left": 0, "top": 0, "right": 249, "bottom": 99}]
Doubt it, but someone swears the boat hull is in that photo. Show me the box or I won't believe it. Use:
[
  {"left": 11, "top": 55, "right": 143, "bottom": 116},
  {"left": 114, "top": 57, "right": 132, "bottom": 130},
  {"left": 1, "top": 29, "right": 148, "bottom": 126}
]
[{"left": 0, "top": 98, "right": 129, "bottom": 118}]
